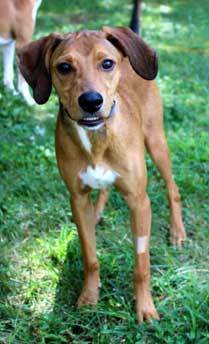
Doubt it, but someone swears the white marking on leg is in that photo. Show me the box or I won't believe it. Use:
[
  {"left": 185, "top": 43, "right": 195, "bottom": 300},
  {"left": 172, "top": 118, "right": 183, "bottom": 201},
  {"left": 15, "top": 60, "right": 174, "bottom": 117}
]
[
  {"left": 137, "top": 236, "right": 148, "bottom": 254},
  {"left": 79, "top": 165, "right": 119, "bottom": 189},
  {"left": 32, "top": 0, "right": 42, "bottom": 22},
  {"left": 74, "top": 123, "right": 92, "bottom": 153},
  {"left": 17, "top": 72, "right": 35, "bottom": 105},
  {"left": 3, "top": 40, "right": 16, "bottom": 92}
]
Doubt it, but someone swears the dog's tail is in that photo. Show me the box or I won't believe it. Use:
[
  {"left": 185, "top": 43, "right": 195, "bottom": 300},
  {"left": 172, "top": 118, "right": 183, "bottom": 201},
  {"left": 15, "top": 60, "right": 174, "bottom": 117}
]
[{"left": 129, "top": 0, "right": 141, "bottom": 34}]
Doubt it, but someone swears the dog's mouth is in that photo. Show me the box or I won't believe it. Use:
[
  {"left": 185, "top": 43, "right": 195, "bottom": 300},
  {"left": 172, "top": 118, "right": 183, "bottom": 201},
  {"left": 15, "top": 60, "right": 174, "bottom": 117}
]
[
  {"left": 78, "top": 115, "right": 104, "bottom": 128},
  {"left": 78, "top": 101, "right": 116, "bottom": 129},
  {"left": 63, "top": 100, "right": 116, "bottom": 130}
]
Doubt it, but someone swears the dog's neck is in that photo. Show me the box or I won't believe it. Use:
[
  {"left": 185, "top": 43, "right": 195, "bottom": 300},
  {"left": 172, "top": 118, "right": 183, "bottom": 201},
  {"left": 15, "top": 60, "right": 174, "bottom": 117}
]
[
  {"left": 59, "top": 101, "right": 119, "bottom": 165},
  {"left": 74, "top": 121, "right": 109, "bottom": 157}
]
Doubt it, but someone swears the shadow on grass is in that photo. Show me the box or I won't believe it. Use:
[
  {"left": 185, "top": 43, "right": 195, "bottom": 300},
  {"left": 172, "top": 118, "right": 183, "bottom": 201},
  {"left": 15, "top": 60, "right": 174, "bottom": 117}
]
[{"left": 53, "top": 240, "right": 83, "bottom": 314}]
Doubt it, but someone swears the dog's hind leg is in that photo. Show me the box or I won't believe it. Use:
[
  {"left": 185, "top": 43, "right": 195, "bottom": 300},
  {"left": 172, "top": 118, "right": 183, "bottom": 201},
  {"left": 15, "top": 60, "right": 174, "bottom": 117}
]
[
  {"left": 94, "top": 189, "right": 109, "bottom": 224},
  {"left": 3, "top": 40, "right": 16, "bottom": 93},
  {"left": 145, "top": 130, "right": 186, "bottom": 246},
  {"left": 15, "top": 24, "right": 35, "bottom": 105}
]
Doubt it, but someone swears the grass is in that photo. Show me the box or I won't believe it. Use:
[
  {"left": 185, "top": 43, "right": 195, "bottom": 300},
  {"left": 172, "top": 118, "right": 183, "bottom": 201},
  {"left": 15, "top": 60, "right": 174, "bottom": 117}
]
[{"left": 0, "top": 0, "right": 209, "bottom": 343}]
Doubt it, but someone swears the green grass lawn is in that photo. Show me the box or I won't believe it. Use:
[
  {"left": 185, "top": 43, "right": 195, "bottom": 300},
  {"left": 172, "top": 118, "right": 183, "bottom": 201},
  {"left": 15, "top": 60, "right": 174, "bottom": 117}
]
[{"left": 0, "top": 0, "right": 209, "bottom": 343}]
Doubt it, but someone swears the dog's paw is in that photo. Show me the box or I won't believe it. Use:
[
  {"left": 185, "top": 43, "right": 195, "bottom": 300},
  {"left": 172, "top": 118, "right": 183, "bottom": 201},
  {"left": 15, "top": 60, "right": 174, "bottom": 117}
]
[
  {"left": 136, "top": 295, "right": 159, "bottom": 323},
  {"left": 170, "top": 226, "right": 187, "bottom": 247},
  {"left": 77, "top": 287, "right": 99, "bottom": 307}
]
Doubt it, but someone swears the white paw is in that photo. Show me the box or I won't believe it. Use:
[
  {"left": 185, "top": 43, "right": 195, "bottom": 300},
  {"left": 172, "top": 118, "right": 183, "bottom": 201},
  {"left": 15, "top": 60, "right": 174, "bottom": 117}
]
[{"left": 19, "top": 91, "right": 35, "bottom": 106}]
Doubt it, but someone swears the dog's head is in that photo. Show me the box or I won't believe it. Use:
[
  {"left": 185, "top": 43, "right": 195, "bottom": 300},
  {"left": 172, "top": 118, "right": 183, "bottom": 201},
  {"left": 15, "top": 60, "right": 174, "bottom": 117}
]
[{"left": 17, "top": 27, "right": 158, "bottom": 130}]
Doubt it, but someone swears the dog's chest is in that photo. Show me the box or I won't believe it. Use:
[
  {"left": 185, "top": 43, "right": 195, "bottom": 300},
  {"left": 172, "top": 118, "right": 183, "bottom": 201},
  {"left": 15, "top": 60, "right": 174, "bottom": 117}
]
[{"left": 79, "top": 165, "right": 119, "bottom": 189}]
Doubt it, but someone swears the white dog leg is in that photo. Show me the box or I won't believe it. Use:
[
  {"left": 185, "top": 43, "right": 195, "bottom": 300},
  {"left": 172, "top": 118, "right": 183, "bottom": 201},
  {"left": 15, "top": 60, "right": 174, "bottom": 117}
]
[
  {"left": 17, "top": 72, "right": 35, "bottom": 105},
  {"left": 32, "top": 0, "right": 42, "bottom": 22},
  {"left": 3, "top": 40, "right": 17, "bottom": 94}
]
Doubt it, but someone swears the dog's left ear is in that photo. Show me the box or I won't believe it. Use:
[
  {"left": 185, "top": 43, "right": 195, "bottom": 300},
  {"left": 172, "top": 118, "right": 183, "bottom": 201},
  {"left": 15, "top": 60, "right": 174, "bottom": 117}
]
[
  {"left": 17, "top": 33, "right": 63, "bottom": 104},
  {"left": 103, "top": 26, "right": 158, "bottom": 80}
]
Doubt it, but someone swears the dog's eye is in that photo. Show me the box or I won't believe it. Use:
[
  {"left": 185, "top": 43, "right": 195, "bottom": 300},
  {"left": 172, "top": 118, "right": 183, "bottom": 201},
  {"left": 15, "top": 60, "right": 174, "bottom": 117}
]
[
  {"left": 101, "top": 59, "right": 115, "bottom": 71},
  {"left": 57, "top": 63, "right": 72, "bottom": 75}
]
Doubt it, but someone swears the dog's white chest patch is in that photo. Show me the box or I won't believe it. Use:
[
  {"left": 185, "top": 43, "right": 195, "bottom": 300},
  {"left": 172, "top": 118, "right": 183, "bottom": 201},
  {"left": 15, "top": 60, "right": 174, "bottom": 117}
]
[
  {"left": 79, "top": 165, "right": 119, "bottom": 189},
  {"left": 75, "top": 124, "right": 92, "bottom": 153}
]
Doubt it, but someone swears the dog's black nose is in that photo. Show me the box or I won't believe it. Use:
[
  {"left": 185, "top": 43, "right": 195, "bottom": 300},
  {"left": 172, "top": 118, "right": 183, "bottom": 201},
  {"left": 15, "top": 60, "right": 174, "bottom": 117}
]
[{"left": 78, "top": 92, "right": 103, "bottom": 113}]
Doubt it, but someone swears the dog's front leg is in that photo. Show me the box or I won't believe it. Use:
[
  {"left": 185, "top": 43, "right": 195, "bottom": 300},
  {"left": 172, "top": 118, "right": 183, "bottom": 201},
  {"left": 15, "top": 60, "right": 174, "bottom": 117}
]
[
  {"left": 3, "top": 41, "right": 16, "bottom": 94},
  {"left": 126, "top": 191, "right": 159, "bottom": 323},
  {"left": 17, "top": 72, "right": 35, "bottom": 106},
  {"left": 70, "top": 192, "right": 100, "bottom": 307}
]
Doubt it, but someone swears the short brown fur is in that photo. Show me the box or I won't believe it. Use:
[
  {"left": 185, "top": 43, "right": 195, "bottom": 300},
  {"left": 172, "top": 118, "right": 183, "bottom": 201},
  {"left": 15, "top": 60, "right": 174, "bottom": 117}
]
[
  {"left": 0, "top": 0, "right": 38, "bottom": 47},
  {"left": 17, "top": 28, "right": 186, "bottom": 322}
]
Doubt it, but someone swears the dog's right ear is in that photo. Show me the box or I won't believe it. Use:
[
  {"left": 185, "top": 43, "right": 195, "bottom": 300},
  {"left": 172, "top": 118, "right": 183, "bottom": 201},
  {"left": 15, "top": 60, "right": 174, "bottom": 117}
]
[{"left": 17, "top": 34, "right": 63, "bottom": 104}]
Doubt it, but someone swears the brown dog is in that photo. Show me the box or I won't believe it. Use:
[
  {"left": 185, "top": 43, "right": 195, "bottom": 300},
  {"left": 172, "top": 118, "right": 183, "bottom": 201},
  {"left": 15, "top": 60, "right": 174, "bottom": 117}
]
[
  {"left": 0, "top": 0, "right": 42, "bottom": 104},
  {"left": 17, "top": 26, "right": 186, "bottom": 321}
]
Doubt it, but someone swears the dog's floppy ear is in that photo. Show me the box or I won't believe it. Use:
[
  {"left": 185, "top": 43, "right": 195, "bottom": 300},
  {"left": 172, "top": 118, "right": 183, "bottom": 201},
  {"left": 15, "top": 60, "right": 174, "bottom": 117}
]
[
  {"left": 17, "top": 33, "right": 63, "bottom": 104},
  {"left": 103, "top": 26, "right": 158, "bottom": 80}
]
